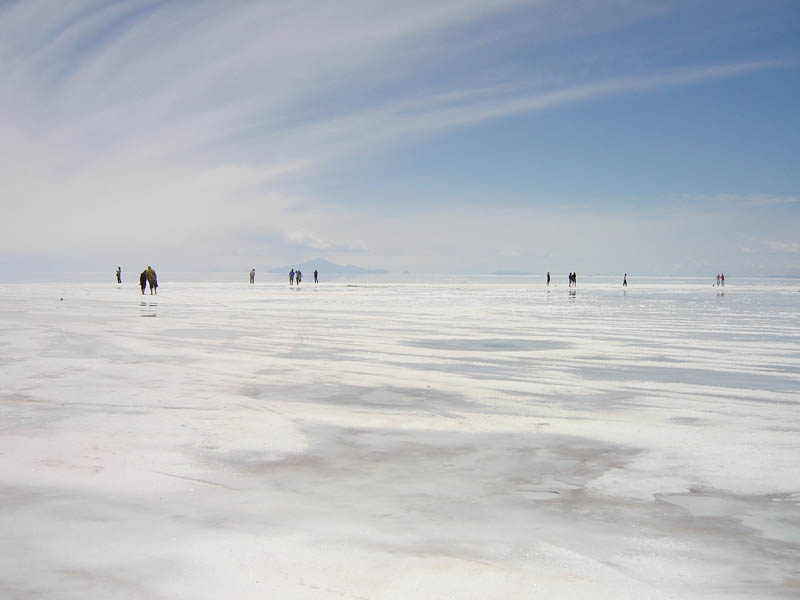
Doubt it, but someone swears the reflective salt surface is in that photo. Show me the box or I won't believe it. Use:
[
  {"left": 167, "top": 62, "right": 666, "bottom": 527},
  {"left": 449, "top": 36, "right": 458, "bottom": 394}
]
[{"left": 1, "top": 278, "right": 799, "bottom": 598}]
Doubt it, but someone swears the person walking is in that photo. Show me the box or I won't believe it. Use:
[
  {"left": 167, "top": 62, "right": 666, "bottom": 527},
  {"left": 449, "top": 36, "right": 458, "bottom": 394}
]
[
  {"left": 623, "top": 273, "right": 627, "bottom": 287},
  {"left": 546, "top": 272, "right": 550, "bottom": 286},
  {"left": 145, "top": 266, "right": 158, "bottom": 295},
  {"left": 249, "top": 268, "right": 255, "bottom": 284},
  {"left": 116, "top": 267, "right": 122, "bottom": 284},
  {"left": 296, "top": 269, "right": 302, "bottom": 285},
  {"left": 314, "top": 269, "right": 318, "bottom": 283},
  {"left": 289, "top": 269, "right": 295, "bottom": 285},
  {"left": 721, "top": 273, "right": 725, "bottom": 286},
  {"left": 139, "top": 270, "right": 147, "bottom": 295}
]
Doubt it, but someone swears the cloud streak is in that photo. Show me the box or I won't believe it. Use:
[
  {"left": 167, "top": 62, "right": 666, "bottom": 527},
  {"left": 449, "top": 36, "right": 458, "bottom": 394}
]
[{"left": 270, "top": 57, "right": 800, "bottom": 166}]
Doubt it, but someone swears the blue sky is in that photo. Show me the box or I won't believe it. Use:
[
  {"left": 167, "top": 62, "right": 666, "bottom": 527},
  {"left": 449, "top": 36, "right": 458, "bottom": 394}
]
[{"left": 1, "top": 0, "right": 798, "bottom": 275}]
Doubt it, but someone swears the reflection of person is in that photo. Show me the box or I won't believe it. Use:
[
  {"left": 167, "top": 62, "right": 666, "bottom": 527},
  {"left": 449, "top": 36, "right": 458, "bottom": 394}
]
[
  {"left": 314, "top": 269, "right": 318, "bottom": 283},
  {"left": 249, "top": 268, "right": 255, "bottom": 284},
  {"left": 145, "top": 266, "right": 158, "bottom": 295},
  {"left": 116, "top": 267, "right": 122, "bottom": 284},
  {"left": 139, "top": 270, "right": 147, "bottom": 295}
]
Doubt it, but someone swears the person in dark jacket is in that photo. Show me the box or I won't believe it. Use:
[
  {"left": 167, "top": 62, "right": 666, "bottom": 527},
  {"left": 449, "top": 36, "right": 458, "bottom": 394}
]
[
  {"left": 145, "top": 266, "right": 158, "bottom": 295},
  {"left": 116, "top": 267, "right": 122, "bottom": 284},
  {"left": 139, "top": 270, "right": 147, "bottom": 295}
]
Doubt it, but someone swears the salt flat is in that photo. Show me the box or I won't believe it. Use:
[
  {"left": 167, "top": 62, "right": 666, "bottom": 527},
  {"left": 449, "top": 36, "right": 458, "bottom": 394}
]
[{"left": 1, "top": 277, "right": 799, "bottom": 599}]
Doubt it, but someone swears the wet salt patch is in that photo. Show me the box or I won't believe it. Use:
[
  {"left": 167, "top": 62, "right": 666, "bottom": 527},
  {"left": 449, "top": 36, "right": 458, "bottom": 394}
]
[
  {"left": 669, "top": 416, "right": 704, "bottom": 425},
  {"left": 578, "top": 363, "right": 800, "bottom": 392},
  {"left": 660, "top": 492, "right": 800, "bottom": 546},
  {"left": 405, "top": 338, "right": 570, "bottom": 352},
  {"left": 660, "top": 493, "right": 740, "bottom": 518},
  {"left": 774, "top": 493, "right": 800, "bottom": 502},
  {"left": 515, "top": 487, "right": 573, "bottom": 501}
]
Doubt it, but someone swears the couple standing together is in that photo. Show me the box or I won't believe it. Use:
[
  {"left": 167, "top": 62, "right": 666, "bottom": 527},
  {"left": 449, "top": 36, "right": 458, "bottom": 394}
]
[{"left": 140, "top": 266, "right": 158, "bottom": 295}]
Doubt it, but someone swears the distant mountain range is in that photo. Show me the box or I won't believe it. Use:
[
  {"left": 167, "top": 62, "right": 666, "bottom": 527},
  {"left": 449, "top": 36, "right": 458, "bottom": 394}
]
[{"left": 268, "top": 258, "right": 389, "bottom": 277}]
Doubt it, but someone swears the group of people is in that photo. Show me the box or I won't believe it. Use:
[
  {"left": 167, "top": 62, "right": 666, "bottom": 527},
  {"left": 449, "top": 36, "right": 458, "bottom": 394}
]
[
  {"left": 544, "top": 271, "right": 582, "bottom": 287},
  {"left": 139, "top": 266, "right": 158, "bottom": 295},
  {"left": 546, "top": 271, "right": 627, "bottom": 287},
  {"left": 246, "top": 268, "right": 319, "bottom": 285},
  {"left": 715, "top": 273, "right": 726, "bottom": 286},
  {"left": 289, "top": 268, "right": 319, "bottom": 285}
]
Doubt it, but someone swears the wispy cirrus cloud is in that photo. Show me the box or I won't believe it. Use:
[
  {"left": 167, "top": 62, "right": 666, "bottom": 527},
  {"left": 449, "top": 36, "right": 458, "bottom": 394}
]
[
  {"left": 266, "top": 57, "right": 800, "bottom": 165},
  {"left": 763, "top": 240, "right": 800, "bottom": 254},
  {"left": 741, "top": 195, "right": 800, "bottom": 207}
]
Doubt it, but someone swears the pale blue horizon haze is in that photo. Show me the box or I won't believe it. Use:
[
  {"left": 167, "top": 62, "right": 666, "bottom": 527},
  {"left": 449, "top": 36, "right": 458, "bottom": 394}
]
[{"left": 1, "top": 0, "right": 799, "bottom": 277}]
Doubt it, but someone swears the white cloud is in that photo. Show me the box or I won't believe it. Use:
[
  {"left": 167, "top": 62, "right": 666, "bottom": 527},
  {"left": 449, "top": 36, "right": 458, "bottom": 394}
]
[
  {"left": 673, "top": 193, "right": 800, "bottom": 209},
  {"left": 284, "top": 230, "right": 367, "bottom": 253},
  {"left": 497, "top": 248, "right": 522, "bottom": 258},
  {"left": 763, "top": 240, "right": 800, "bottom": 254},
  {"left": 741, "top": 195, "right": 800, "bottom": 207}
]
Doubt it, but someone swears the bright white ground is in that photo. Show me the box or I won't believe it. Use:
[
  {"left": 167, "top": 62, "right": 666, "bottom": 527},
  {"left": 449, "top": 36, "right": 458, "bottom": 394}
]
[{"left": 1, "top": 277, "right": 798, "bottom": 599}]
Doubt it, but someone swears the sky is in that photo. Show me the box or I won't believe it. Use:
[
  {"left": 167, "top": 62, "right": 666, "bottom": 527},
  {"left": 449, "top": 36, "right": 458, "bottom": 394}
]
[{"left": 1, "top": 0, "right": 799, "bottom": 276}]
